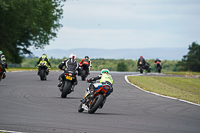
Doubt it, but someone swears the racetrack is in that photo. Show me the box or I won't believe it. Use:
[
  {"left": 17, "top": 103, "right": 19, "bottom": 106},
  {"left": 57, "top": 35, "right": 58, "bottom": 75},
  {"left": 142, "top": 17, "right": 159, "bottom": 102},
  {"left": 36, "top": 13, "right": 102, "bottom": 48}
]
[{"left": 0, "top": 71, "right": 200, "bottom": 133}]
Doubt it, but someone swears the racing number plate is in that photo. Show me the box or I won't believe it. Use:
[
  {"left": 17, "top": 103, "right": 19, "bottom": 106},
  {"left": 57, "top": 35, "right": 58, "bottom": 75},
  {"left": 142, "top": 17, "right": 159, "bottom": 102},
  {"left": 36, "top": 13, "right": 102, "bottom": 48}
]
[{"left": 66, "top": 75, "right": 72, "bottom": 80}]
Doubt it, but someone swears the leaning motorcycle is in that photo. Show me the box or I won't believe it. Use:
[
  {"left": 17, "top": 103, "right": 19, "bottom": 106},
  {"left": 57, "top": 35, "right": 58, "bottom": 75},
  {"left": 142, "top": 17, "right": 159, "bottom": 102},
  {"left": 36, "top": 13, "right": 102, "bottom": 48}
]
[
  {"left": 38, "top": 61, "right": 49, "bottom": 80},
  {"left": 0, "top": 65, "right": 3, "bottom": 81},
  {"left": 79, "top": 64, "right": 89, "bottom": 81},
  {"left": 78, "top": 81, "right": 111, "bottom": 114},
  {"left": 0, "top": 62, "right": 6, "bottom": 82},
  {"left": 138, "top": 61, "right": 144, "bottom": 73},
  {"left": 155, "top": 62, "right": 162, "bottom": 73},
  {"left": 60, "top": 70, "right": 77, "bottom": 98}
]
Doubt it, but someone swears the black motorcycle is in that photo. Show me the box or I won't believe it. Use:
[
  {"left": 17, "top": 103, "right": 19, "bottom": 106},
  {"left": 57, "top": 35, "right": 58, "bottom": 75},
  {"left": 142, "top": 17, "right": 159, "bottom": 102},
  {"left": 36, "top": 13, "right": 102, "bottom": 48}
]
[
  {"left": 144, "top": 62, "right": 151, "bottom": 73},
  {"left": 38, "top": 61, "right": 49, "bottom": 80},
  {"left": 59, "top": 70, "right": 77, "bottom": 98},
  {"left": 138, "top": 61, "right": 144, "bottom": 73},
  {"left": 80, "top": 64, "right": 89, "bottom": 81},
  {"left": 155, "top": 62, "right": 162, "bottom": 73}
]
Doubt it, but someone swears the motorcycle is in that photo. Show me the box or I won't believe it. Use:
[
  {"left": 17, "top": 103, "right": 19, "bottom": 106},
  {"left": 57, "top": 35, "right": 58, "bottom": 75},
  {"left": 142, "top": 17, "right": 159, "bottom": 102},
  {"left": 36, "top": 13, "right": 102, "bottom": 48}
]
[
  {"left": 155, "top": 62, "right": 162, "bottom": 73},
  {"left": 138, "top": 61, "right": 144, "bottom": 73},
  {"left": 144, "top": 62, "right": 151, "bottom": 73},
  {"left": 0, "top": 63, "right": 6, "bottom": 82},
  {"left": 78, "top": 81, "right": 111, "bottom": 114},
  {"left": 79, "top": 64, "right": 89, "bottom": 81},
  {"left": 37, "top": 61, "right": 49, "bottom": 80},
  {"left": 60, "top": 70, "right": 77, "bottom": 98}
]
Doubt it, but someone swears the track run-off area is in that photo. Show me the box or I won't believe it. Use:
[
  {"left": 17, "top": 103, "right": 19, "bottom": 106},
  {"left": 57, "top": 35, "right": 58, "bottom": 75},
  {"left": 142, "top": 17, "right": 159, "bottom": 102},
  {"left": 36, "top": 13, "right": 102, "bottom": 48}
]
[{"left": 0, "top": 71, "right": 200, "bottom": 133}]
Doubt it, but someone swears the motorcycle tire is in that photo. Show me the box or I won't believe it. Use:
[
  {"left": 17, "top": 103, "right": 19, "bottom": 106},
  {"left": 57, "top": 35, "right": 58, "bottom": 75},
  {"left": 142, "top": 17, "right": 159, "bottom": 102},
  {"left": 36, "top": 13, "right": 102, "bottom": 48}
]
[
  {"left": 88, "top": 95, "right": 104, "bottom": 114},
  {"left": 40, "top": 69, "right": 45, "bottom": 80},
  {"left": 158, "top": 66, "right": 161, "bottom": 73},
  {"left": 81, "top": 70, "right": 86, "bottom": 81},
  {"left": 140, "top": 69, "right": 143, "bottom": 74},
  {"left": 61, "top": 81, "right": 72, "bottom": 98}
]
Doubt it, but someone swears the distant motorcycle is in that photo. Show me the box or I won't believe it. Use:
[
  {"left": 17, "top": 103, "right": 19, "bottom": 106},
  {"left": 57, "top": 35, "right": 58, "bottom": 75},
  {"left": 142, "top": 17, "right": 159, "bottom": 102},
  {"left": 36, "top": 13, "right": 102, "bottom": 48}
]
[
  {"left": 138, "top": 61, "right": 144, "bottom": 73},
  {"left": 79, "top": 64, "right": 89, "bottom": 81},
  {"left": 155, "top": 62, "right": 162, "bottom": 73},
  {"left": 38, "top": 61, "right": 49, "bottom": 80},
  {"left": 59, "top": 70, "right": 77, "bottom": 98},
  {"left": 144, "top": 62, "right": 151, "bottom": 73},
  {"left": 78, "top": 81, "right": 111, "bottom": 114}
]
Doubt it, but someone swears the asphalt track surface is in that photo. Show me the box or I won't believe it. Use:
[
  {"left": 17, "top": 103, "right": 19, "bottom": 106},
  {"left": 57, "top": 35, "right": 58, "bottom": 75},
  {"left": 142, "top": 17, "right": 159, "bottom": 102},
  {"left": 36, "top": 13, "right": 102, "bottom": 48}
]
[{"left": 0, "top": 71, "right": 200, "bottom": 133}]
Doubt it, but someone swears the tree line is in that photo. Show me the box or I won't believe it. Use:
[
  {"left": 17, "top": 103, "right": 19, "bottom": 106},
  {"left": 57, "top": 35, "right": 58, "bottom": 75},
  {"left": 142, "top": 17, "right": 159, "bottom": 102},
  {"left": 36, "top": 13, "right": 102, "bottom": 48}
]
[{"left": 20, "top": 57, "right": 179, "bottom": 72}]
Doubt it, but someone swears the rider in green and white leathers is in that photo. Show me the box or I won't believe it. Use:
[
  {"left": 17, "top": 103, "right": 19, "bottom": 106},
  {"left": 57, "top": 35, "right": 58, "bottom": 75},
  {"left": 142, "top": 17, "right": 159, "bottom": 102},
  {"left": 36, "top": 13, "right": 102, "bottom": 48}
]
[
  {"left": 37, "top": 54, "right": 51, "bottom": 75},
  {"left": 87, "top": 69, "right": 114, "bottom": 96}
]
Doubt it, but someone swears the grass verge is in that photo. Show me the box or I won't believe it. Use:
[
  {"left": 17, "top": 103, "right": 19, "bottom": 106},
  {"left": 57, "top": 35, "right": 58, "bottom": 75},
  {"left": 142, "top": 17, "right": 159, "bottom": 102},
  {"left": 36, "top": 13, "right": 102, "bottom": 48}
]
[{"left": 127, "top": 76, "right": 200, "bottom": 105}]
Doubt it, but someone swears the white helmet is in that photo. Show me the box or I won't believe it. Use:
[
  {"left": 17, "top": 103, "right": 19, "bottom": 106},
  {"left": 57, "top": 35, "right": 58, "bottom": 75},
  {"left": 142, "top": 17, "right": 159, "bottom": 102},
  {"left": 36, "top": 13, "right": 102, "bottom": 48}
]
[
  {"left": 101, "top": 69, "right": 110, "bottom": 74},
  {"left": 69, "top": 54, "right": 76, "bottom": 59}
]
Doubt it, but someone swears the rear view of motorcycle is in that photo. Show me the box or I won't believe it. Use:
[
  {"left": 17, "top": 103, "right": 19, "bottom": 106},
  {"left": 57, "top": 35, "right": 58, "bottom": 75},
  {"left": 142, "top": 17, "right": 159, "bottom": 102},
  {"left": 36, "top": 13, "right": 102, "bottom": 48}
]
[
  {"left": 59, "top": 71, "right": 77, "bottom": 98},
  {"left": 78, "top": 81, "right": 111, "bottom": 114},
  {"left": 155, "top": 62, "right": 162, "bottom": 73},
  {"left": 138, "top": 61, "right": 144, "bottom": 73},
  {"left": 38, "top": 61, "right": 49, "bottom": 80},
  {"left": 80, "top": 64, "right": 89, "bottom": 81}
]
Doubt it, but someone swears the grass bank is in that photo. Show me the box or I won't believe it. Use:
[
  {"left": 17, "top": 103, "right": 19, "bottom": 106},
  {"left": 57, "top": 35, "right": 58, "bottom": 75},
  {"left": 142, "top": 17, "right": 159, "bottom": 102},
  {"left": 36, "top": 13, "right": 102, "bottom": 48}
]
[{"left": 127, "top": 76, "right": 200, "bottom": 105}]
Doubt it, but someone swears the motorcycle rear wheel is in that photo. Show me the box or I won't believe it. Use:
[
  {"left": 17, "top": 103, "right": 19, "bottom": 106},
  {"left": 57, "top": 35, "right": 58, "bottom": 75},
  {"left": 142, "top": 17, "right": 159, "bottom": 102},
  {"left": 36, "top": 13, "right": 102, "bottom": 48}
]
[
  {"left": 88, "top": 95, "right": 104, "bottom": 114},
  {"left": 81, "top": 70, "right": 86, "bottom": 81},
  {"left": 61, "top": 81, "right": 72, "bottom": 98}
]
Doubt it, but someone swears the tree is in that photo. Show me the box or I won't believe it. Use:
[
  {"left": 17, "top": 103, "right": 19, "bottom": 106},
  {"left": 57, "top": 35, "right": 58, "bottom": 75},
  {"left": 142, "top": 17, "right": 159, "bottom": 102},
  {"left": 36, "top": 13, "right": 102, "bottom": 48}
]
[
  {"left": 0, "top": 0, "right": 66, "bottom": 63},
  {"left": 177, "top": 42, "right": 200, "bottom": 72},
  {"left": 117, "top": 61, "right": 128, "bottom": 72}
]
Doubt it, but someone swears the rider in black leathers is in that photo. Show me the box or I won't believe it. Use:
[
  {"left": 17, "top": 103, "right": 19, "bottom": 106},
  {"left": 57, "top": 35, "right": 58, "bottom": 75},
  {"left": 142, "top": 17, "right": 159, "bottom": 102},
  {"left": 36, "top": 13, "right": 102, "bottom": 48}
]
[
  {"left": 57, "top": 54, "right": 79, "bottom": 87},
  {"left": 137, "top": 56, "right": 146, "bottom": 68},
  {"left": 154, "top": 58, "right": 162, "bottom": 69}
]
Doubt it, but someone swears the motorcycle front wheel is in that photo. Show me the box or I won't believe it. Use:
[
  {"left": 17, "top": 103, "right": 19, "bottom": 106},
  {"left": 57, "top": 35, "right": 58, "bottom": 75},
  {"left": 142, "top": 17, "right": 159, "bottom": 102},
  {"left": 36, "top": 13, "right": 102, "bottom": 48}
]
[
  {"left": 88, "top": 95, "right": 104, "bottom": 114},
  {"left": 40, "top": 69, "right": 45, "bottom": 80}
]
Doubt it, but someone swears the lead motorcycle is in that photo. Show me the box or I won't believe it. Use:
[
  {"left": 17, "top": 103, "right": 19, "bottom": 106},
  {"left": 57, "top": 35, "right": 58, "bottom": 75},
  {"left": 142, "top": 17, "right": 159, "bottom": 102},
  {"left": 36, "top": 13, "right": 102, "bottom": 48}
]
[
  {"left": 59, "top": 70, "right": 77, "bottom": 98},
  {"left": 0, "top": 62, "right": 6, "bottom": 82},
  {"left": 78, "top": 81, "right": 111, "bottom": 114},
  {"left": 37, "top": 61, "right": 49, "bottom": 80},
  {"left": 155, "top": 62, "right": 162, "bottom": 73}
]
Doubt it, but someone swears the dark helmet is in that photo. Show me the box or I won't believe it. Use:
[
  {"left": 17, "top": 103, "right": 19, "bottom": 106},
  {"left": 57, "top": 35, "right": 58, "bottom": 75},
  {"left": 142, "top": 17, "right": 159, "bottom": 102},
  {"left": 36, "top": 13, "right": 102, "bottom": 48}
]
[{"left": 85, "top": 56, "right": 89, "bottom": 59}]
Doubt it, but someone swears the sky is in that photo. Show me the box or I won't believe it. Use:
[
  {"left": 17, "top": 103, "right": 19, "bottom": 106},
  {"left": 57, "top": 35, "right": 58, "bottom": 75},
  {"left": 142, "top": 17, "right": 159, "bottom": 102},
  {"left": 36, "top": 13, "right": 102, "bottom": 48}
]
[{"left": 32, "top": 0, "right": 200, "bottom": 51}]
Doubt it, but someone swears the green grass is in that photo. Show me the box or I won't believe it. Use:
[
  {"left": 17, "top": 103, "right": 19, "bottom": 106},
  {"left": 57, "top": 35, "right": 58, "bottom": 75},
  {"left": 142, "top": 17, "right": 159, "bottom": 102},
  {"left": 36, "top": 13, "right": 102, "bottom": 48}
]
[{"left": 127, "top": 76, "right": 200, "bottom": 105}]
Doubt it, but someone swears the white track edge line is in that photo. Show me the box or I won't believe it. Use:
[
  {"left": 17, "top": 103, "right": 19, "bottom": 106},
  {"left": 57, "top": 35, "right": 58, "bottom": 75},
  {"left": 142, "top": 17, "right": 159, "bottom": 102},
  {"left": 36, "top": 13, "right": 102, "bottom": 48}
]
[{"left": 124, "top": 74, "right": 200, "bottom": 107}]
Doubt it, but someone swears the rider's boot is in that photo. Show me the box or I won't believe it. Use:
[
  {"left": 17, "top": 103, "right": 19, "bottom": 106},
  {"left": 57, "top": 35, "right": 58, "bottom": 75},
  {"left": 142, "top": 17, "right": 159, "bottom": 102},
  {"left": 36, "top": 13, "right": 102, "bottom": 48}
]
[{"left": 57, "top": 80, "right": 62, "bottom": 87}]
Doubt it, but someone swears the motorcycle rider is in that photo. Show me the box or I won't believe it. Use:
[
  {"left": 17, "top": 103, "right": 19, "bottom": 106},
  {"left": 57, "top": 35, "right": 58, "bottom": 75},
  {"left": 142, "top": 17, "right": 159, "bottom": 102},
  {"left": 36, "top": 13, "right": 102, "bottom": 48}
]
[
  {"left": 0, "top": 50, "right": 7, "bottom": 79},
  {"left": 37, "top": 54, "right": 51, "bottom": 75},
  {"left": 57, "top": 54, "right": 79, "bottom": 89},
  {"left": 154, "top": 58, "right": 162, "bottom": 69},
  {"left": 137, "top": 56, "right": 146, "bottom": 69},
  {"left": 85, "top": 69, "right": 114, "bottom": 108},
  {"left": 79, "top": 56, "right": 92, "bottom": 75}
]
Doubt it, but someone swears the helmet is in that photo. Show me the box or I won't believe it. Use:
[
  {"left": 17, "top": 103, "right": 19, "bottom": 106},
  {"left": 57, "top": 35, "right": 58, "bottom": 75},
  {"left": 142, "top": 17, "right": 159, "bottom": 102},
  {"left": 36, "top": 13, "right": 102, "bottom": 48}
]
[
  {"left": 0, "top": 51, "right": 3, "bottom": 54},
  {"left": 101, "top": 69, "right": 110, "bottom": 74},
  {"left": 69, "top": 54, "right": 76, "bottom": 59},
  {"left": 140, "top": 56, "right": 143, "bottom": 58},
  {"left": 85, "top": 56, "right": 89, "bottom": 59},
  {"left": 42, "top": 54, "right": 47, "bottom": 57}
]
